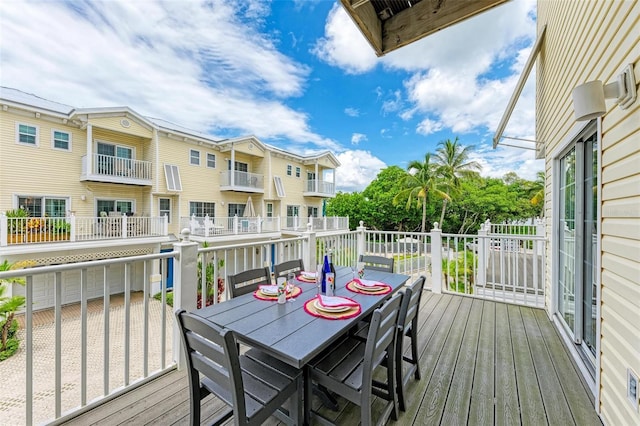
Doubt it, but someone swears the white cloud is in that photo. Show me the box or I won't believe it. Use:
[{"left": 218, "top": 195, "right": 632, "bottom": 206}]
[
  {"left": 310, "top": 4, "right": 378, "bottom": 74},
  {"left": 344, "top": 107, "right": 360, "bottom": 117},
  {"left": 335, "top": 150, "right": 386, "bottom": 192},
  {"left": 470, "top": 143, "right": 543, "bottom": 181},
  {"left": 416, "top": 118, "right": 443, "bottom": 135},
  {"left": 0, "top": 0, "right": 338, "bottom": 150},
  {"left": 351, "top": 133, "right": 367, "bottom": 145}
]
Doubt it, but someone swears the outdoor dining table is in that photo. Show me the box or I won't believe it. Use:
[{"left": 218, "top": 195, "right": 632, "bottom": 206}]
[{"left": 192, "top": 265, "right": 410, "bottom": 425}]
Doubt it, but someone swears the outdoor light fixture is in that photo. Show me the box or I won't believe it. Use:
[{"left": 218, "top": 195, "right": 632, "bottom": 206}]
[{"left": 572, "top": 64, "right": 637, "bottom": 121}]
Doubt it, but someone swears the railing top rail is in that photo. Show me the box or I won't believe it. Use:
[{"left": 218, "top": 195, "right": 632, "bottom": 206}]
[
  {"left": 197, "top": 236, "right": 307, "bottom": 253},
  {"left": 364, "top": 229, "right": 432, "bottom": 237},
  {"left": 0, "top": 250, "right": 177, "bottom": 280}
]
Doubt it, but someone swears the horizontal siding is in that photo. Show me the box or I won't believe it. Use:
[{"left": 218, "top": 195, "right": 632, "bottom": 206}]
[
  {"left": 90, "top": 116, "right": 152, "bottom": 139},
  {"left": 537, "top": 0, "right": 640, "bottom": 423}
]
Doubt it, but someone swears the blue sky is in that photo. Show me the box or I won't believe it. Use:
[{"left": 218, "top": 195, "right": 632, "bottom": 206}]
[{"left": 0, "top": 0, "right": 541, "bottom": 191}]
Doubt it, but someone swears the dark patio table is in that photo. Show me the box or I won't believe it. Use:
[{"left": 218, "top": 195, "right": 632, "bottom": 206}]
[{"left": 192, "top": 265, "right": 410, "bottom": 424}]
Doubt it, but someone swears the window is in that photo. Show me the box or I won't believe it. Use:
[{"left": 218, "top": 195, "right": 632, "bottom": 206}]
[
  {"left": 97, "top": 142, "right": 133, "bottom": 174},
  {"left": 189, "top": 201, "right": 215, "bottom": 217},
  {"left": 274, "top": 176, "right": 285, "bottom": 197},
  {"left": 190, "top": 149, "right": 200, "bottom": 166},
  {"left": 17, "top": 196, "right": 67, "bottom": 217},
  {"left": 295, "top": 167, "right": 301, "bottom": 178},
  {"left": 266, "top": 203, "right": 273, "bottom": 218},
  {"left": 227, "top": 160, "right": 248, "bottom": 172},
  {"left": 17, "top": 123, "right": 38, "bottom": 145},
  {"left": 97, "top": 199, "right": 133, "bottom": 215},
  {"left": 207, "top": 153, "right": 216, "bottom": 168},
  {"left": 228, "top": 203, "right": 245, "bottom": 217},
  {"left": 159, "top": 198, "right": 171, "bottom": 223},
  {"left": 308, "top": 206, "right": 319, "bottom": 217},
  {"left": 286, "top": 205, "right": 300, "bottom": 217},
  {"left": 52, "top": 130, "right": 71, "bottom": 150},
  {"left": 164, "top": 164, "right": 182, "bottom": 191},
  {"left": 286, "top": 164, "right": 292, "bottom": 176}
]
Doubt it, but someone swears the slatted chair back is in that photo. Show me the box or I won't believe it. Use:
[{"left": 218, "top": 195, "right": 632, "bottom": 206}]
[
  {"left": 227, "top": 267, "right": 271, "bottom": 298},
  {"left": 273, "top": 259, "right": 304, "bottom": 280},
  {"left": 175, "top": 310, "right": 241, "bottom": 426},
  {"left": 363, "top": 292, "right": 403, "bottom": 378},
  {"left": 359, "top": 254, "right": 394, "bottom": 273},
  {"left": 398, "top": 276, "right": 426, "bottom": 332}
]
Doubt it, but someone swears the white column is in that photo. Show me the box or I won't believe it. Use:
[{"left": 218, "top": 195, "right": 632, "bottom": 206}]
[
  {"left": 230, "top": 144, "right": 235, "bottom": 187},
  {"left": 86, "top": 123, "right": 93, "bottom": 174},
  {"left": 356, "top": 221, "right": 366, "bottom": 260},
  {"left": 0, "top": 213, "right": 7, "bottom": 247},
  {"left": 431, "top": 223, "right": 442, "bottom": 294},
  {"left": 302, "top": 224, "right": 316, "bottom": 273},
  {"left": 315, "top": 162, "right": 319, "bottom": 193},
  {"left": 332, "top": 168, "right": 335, "bottom": 195},
  {"left": 477, "top": 223, "right": 488, "bottom": 288}
]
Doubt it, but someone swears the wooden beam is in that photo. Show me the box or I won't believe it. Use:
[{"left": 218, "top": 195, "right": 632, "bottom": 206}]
[
  {"left": 381, "top": 0, "right": 510, "bottom": 55},
  {"left": 340, "top": 0, "right": 383, "bottom": 56}
]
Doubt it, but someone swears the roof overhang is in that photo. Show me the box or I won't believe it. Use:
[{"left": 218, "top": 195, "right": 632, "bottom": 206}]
[
  {"left": 493, "top": 24, "right": 546, "bottom": 155},
  {"left": 340, "top": 0, "right": 510, "bottom": 57}
]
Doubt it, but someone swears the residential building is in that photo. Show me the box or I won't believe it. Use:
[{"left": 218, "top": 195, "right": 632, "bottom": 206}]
[
  {"left": 343, "top": 0, "right": 640, "bottom": 424},
  {"left": 0, "top": 87, "right": 341, "bottom": 310}
]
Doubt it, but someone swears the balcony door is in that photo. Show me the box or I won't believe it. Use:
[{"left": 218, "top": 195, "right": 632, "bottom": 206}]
[
  {"left": 556, "top": 122, "right": 598, "bottom": 374},
  {"left": 97, "top": 142, "right": 133, "bottom": 174}
]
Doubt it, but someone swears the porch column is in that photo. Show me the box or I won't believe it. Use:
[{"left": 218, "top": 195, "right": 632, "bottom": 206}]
[
  {"left": 172, "top": 229, "right": 198, "bottom": 368},
  {"left": 0, "top": 213, "right": 7, "bottom": 247},
  {"left": 315, "top": 161, "right": 319, "bottom": 193},
  {"left": 230, "top": 144, "right": 235, "bottom": 187},
  {"left": 86, "top": 123, "right": 93, "bottom": 174},
  {"left": 431, "top": 223, "right": 442, "bottom": 294},
  {"left": 332, "top": 168, "right": 335, "bottom": 195}
]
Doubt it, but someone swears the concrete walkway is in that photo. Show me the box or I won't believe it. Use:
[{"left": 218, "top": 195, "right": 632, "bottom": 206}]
[{"left": 2, "top": 293, "right": 174, "bottom": 425}]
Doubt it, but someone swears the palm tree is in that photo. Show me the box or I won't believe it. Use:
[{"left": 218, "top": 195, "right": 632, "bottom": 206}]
[
  {"left": 434, "top": 137, "right": 481, "bottom": 228},
  {"left": 394, "top": 153, "right": 449, "bottom": 233},
  {"left": 530, "top": 171, "right": 545, "bottom": 215}
]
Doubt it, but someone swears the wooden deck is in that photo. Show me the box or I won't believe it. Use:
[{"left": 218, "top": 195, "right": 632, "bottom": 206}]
[{"left": 60, "top": 292, "right": 602, "bottom": 425}]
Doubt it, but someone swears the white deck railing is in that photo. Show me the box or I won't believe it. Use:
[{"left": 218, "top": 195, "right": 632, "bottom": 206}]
[
  {"left": 219, "top": 170, "right": 264, "bottom": 189},
  {"left": 0, "top": 215, "right": 168, "bottom": 246},
  {"left": 82, "top": 154, "right": 152, "bottom": 181},
  {"left": 0, "top": 221, "right": 546, "bottom": 425},
  {"left": 304, "top": 179, "right": 335, "bottom": 195}
]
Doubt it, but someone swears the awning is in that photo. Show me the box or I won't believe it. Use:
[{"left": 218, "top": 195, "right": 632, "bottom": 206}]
[{"left": 493, "top": 24, "right": 546, "bottom": 153}]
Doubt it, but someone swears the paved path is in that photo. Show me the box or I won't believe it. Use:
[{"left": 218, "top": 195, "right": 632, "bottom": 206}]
[{"left": 2, "top": 293, "right": 174, "bottom": 425}]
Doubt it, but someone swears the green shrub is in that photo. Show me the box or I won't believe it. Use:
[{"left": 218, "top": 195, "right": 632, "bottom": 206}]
[
  {"left": 153, "top": 291, "right": 173, "bottom": 307},
  {"left": 0, "top": 320, "right": 20, "bottom": 362}
]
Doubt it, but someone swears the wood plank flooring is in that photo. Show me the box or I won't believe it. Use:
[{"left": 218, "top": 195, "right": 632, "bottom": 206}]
[{"left": 60, "top": 292, "right": 602, "bottom": 426}]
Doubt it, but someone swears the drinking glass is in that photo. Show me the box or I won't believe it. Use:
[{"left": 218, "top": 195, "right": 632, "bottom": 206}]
[{"left": 287, "top": 272, "right": 296, "bottom": 301}]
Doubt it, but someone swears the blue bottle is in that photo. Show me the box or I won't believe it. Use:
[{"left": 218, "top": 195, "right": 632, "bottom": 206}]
[{"left": 321, "top": 253, "right": 330, "bottom": 294}]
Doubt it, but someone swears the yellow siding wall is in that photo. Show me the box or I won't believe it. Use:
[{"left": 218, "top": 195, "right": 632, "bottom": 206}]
[
  {"left": 89, "top": 116, "right": 152, "bottom": 139},
  {"left": 537, "top": 1, "right": 640, "bottom": 423}
]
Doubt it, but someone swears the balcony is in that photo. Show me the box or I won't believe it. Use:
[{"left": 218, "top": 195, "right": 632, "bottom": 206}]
[
  {"left": 219, "top": 170, "right": 264, "bottom": 193},
  {"left": 80, "top": 154, "right": 152, "bottom": 185},
  {"left": 0, "top": 214, "right": 168, "bottom": 247},
  {"left": 303, "top": 179, "right": 335, "bottom": 197},
  {"left": 1, "top": 222, "right": 599, "bottom": 425}
]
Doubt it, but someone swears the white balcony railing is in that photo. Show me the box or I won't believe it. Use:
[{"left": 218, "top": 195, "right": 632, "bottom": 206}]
[
  {"left": 219, "top": 171, "right": 263, "bottom": 189},
  {"left": 0, "top": 214, "right": 168, "bottom": 246},
  {"left": 81, "top": 154, "right": 152, "bottom": 181},
  {"left": 283, "top": 215, "right": 349, "bottom": 232},
  {"left": 0, "top": 220, "right": 546, "bottom": 425},
  {"left": 304, "top": 179, "right": 335, "bottom": 195}
]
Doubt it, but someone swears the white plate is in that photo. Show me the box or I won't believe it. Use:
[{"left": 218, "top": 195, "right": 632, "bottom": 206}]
[
  {"left": 313, "top": 300, "right": 351, "bottom": 313},
  {"left": 259, "top": 286, "right": 278, "bottom": 296},
  {"left": 353, "top": 282, "right": 384, "bottom": 292},
  {"left": 301, "top": 271, "right": 317, "bottom": 278}
]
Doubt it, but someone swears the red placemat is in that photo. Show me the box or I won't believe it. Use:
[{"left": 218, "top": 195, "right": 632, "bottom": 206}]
[
  {"left": 303, "top": 296, "right": 361, "bottom": 320},
  {"left": 346, "top": 280, "right": 392, "bottom": 295},
  {"left": 253, "top": 285, "right": 302, "bottom": 301},
  {"left": 296, "top": 275, "right": 317, "bottom": 284}
]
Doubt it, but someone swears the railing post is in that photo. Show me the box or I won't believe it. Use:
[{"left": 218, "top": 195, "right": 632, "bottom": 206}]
[
  {"left": 233, "top": 215, "right": 239, "bottom": 234},
  {"left": 477, "top": 223, "right": 487, "bottom": 288},
  {"left": 257, "top": 215, "right": 262, "bottom": 233},
  {"left": 121, "top": 214, "right": 127, "bottom": 239},
  {"left": 431, "top": 222, "right": 442, "bottom": 294},
  {"left": 535, "top": 218, "right": 545, "bottom": 255},
  {"left": 0, "top": 213, "right": 7, "bottom": 247},
  {"left": 204, "top": 214, "right": 211, "bottom": 236},
  {"left": 69, "top": 213, "right": 76, "bottom": 242},
  {"left": 277, "top": 216, "right": 281, "bottom": 232},
  {"left": 323, "top": 216, "right": 327, "bottom": 231},
  {"left": 172, "top": 229, "right": 198, "bottom": 368},
  {"left": 356, "top": 221, "right": 366, "bottom": 259},
  {"left": 302, "top": 223, "right": 317, "bottom": 272},
  {"left": 163, "top": 215, "right": 168, "bottom": 235}
]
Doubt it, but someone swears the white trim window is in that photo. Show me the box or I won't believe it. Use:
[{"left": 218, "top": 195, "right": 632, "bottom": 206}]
[
  {"left": 17, "top": 123, "right": 38, "bottom": 145},
  {"left": 286, "top": 164, "right": 292, "bottom": 176},
  {"left": 159, "top": 198, "right": 171, "bottom": 223},
  {"left": 17, "top": 196, "right": 68, "bottom": 217},
  {"left": 190, "top": 149, "right": 200, "bottom": 166},
  {"left": 52, "top": 129, "right": 71, "bottom": 151},
  {"left": 266, "top": 203, "right": 273, "bottom": 218},
  {"left": 189, "top": 201, "right": 215, "bottom": 217},
  {"left": 97, "top": 199, "right": 134, "bottom": 215},
  {"left": 207, "top": 153, "right": 216, "bottom": 169},
  {"left": 295, "top": 166, "right": 301, "bottom": 178}
]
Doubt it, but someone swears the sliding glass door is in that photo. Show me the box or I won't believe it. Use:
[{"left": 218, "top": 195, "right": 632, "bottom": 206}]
[{"left": 556, "top": 122, "right": 598, "bottom": 372}]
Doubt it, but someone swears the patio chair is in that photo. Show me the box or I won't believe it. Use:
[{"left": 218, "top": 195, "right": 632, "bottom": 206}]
[
  {"left": 227, "top": 267, "right": 271, "bottom": 298},
  {"left": 175, "top": 310, "right": 302, "bottom": 426},
  {"left": 396, "top": 275, "right": 426, "bottom": 411},
  {"left": 273, "top": 259, "right": 304, "bottom": 280},
  {"left": 306, "top": 292, "right": 403, "bottom": 426},
  {"left": 359, "top": 254, "right": 394, "bottom": 273}
]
